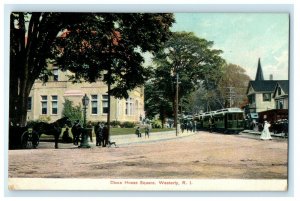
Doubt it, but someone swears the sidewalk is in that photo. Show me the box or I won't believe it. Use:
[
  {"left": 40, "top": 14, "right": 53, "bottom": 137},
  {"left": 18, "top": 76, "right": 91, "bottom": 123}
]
[
  {"left": 241, "top": 130, "right": 288, "bottom": 138},
  {"left": 89, "top": 130, "right": 198, "bottom": 147}
]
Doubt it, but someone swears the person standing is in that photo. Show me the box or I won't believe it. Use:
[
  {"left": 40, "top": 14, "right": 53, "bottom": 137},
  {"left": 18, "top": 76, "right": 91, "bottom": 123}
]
[
  {"left": 145, "top": 124, "right": 150, "bottom": 138},
  {"left": 102, "top": 123, "right": 109, "bottom": 147},
  {"left": 71, "top": 120, "right": 81, "bottom": 145},
  {"left": 86, "top": 121, "right": 93, "bottom": 142},
  {"left": 208, "top": 118, "right": 213, "bottom": 133},
  {"left": 260, "top": 121, "right": 272, "bottom": 140},
  {"left": 62, "top": 127, "right": 73, "bottom": 143},
  {"left": 94, "top": 122, "right": 103, "bottom": 146},
  {"left": 135, "top": 127, "right": 141, "bottom": 138}
]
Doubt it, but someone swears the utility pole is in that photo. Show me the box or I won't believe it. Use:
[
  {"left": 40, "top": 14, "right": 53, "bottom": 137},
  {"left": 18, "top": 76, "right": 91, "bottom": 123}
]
[
  {"left": 175, "top": 73, "right": 179, "bottom": 136},
  {"left": 226, "top": 86, "right": 235, "bottom": 107}
]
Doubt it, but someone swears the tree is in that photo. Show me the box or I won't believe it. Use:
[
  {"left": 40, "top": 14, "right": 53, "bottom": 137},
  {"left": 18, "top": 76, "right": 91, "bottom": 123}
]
[
  {"left": 149, "top": 32, "right": 225, "bottom": 127},
  {"left": 10, "top": 12, "right": 175, "bottom": 126},
  {"left": 217, "top": 63, "right": 251, "bottom": 108},
  {"left": 183, "top": 63, "right": 251, "bottom": 113},
  {"left": 144, "top": 80, "right": 173, "bottom": 128},
  {"left": 62, "top": 99, "right": 82, "bottom": 124}
]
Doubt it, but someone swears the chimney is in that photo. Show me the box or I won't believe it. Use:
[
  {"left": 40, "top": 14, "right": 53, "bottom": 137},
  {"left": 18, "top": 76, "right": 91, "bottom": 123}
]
[{"left": 269, "top": 74, "right": 273, "bottom": 80}]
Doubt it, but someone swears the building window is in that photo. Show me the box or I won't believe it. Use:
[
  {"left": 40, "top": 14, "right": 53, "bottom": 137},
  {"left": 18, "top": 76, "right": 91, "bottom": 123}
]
[
  {"left": 126, "top": 97, "right": 134, "bottom": 115},
  {"left": 135, "top": 100, "right": 138, "bottom": 115},
  {"left": 41, "top": 95, "right": 47, "bottom": 114},
  {"left": 102, "top": 95, "right": 109, "bottom": 114},
  {"left": 27, "top": 97, "right": 32, "bottom": 111},
  {"left": 51, "top": 95, "right": 58, "bottom": 114},
  {"left": 263, "top": 93, "right": 271, "bottom": 102},
  {"left": 278, "top": 87, "right": 282, "bottom": 96},
  {"left": 276, "top": 100, "right": 284, "bottom": 109},
  {"left": 53, "top": 68, "right": 59, "bottom": 81},
  {"left": 91, "top": 95, "right": 98, "bottom": 114}
]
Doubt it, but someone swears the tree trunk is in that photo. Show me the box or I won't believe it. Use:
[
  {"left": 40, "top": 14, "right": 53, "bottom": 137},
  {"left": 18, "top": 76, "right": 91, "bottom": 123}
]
[
  {"left": 107, "top": 80, "right": 111, "bottom": 141},
  {"left": 173, "top": 98, "right": 177, "bottom": 129},
  {"left": 159, "top": 109, "right": 166, "bottom": 129}
]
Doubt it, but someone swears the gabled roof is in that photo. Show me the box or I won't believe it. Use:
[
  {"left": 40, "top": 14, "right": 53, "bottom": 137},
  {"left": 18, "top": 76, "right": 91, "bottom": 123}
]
[
  {"left": 276, "top": 80, "right": 289, "bottom": 94},
  {"left": 247, "top": 80, "right": 288, "bottom": 94},
  {"left": 247, "top": 80, "right": 278, "bottom": 93},
  {"left": 273, "top": 80, "right": 289, "bottom": 98}
]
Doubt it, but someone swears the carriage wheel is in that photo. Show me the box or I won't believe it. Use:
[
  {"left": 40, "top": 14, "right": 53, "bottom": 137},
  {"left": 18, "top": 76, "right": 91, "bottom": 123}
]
[{"left": 21, "top": 131, "right": 31, "bottom": 149}]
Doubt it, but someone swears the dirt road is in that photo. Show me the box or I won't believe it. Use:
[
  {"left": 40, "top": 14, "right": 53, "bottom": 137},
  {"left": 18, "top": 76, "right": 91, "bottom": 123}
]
[{"left": 8, "top": 131, "right": 288, "bottom": 180}]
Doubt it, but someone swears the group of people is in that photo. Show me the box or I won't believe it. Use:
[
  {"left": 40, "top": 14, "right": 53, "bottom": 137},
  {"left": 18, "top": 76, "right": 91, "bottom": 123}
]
[
  {"left": 135, "top": 124, "right": 151, "bottom": 138},
  {"left": 180, "top": 121, "right": 197, "bottom": 133},
  {"left": 62, "top": 120, "right": 109, "bottom": 147},
  {"left": 94, "top": 122, "right": 109, "bottom": 147}
]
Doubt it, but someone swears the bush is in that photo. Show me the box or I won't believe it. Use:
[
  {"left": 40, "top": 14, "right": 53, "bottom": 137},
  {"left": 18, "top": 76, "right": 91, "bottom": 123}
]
[
  {"left": 121, "top": 121, "right": 136, "bottom": 128},
  {"left": 151, "top": 119, "right": 162, "bottom": 128},
  {"left": 110, "top": 120, "right": 121, "bottom": 127},
  {"left": 91, "top": 121, "right": 106, "bottom": 127},
  {"left": 62, "top": 99, "right": 82, "bottom": 124}
]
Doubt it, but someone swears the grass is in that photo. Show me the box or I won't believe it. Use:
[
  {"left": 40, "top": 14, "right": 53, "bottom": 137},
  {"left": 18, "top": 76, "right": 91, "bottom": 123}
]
[
  {"left": 111, "top": 127, "right": 174, "bottom": 135},
  {"left": 40, "top": 127, "right": 175, "bottom": 139}
]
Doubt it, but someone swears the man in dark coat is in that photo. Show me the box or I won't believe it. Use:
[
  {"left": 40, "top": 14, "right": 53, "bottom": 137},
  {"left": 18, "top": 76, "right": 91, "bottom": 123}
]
[
  {"left": 94, "top": 122, "right": 103, "bottom": 146},
  {"left": 102, "top": 123, "right": 109, "bottom": 147},
  {"left": 86, "top": 121, "right": 93, "bottom": 142},
  {"left": 71, "top": 120, "right": 81, "bottom": 145}
]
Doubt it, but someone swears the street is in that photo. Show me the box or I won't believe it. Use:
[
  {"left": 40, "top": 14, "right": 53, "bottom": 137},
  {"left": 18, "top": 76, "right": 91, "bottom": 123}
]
[{"left": 8, "top": 130, "right": 288, "bottom": 180}]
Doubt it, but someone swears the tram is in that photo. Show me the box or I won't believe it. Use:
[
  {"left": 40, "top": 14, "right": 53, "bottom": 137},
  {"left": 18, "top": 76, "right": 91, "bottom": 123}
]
[{"left": 196, "top": 107, "right": 245, "bottom": 134}]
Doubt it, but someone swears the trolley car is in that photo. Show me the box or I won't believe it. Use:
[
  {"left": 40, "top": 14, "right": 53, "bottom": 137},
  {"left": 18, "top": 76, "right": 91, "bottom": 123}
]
[
  {"left": 213, "top": 108, "right": 244, "bottom": 133},
  {"left": 197, "top": 107, "right": 245, "bottom": 134}
]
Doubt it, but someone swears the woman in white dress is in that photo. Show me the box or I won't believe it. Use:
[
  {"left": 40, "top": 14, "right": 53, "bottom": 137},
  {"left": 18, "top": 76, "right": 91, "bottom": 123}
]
[{"left": 260, "top": 121, "right": 272, "bottom": 140}]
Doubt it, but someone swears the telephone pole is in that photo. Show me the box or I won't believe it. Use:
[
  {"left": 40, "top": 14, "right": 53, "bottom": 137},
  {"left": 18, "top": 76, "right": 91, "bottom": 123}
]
[
  {"left": 175, "top": 73, "right": 179, "bottom": 136},
  {"left": 226, "top": 86, "right": 235, "bottom": 107}
]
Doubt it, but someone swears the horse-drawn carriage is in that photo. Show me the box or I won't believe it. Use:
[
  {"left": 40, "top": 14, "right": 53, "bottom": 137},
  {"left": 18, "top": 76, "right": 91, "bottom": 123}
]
[
  {"left": 9, "top": 117, "right": 72, "bottom": 149},
  {"left": 20, "top": 127, "right": 39, "bottom": 149}
]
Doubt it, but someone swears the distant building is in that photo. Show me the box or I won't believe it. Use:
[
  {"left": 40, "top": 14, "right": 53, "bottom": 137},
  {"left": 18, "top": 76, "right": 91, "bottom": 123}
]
[
  {"left": 273, "top": 81, "right": 289, "bottom": 109},
  {"left": 27, "top": 63, "right": 144, "bottom": 123},
  {"left": 246, "top": 58, "right": 288, "bottom": 113}
]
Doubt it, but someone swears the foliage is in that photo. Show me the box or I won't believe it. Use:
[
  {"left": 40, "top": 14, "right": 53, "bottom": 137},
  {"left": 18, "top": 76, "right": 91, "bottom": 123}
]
[
  {"left": 54, "top": 13, "right": 175, "bottom": 99},
  {"left": 144, "top": 80, "right": 173, "bottom": 123},
  {"left": 152, "top": 32, "right": 224, "bottom": 101},
  {"left": 217, "top": 63, "right": 251, "bottom": 108},
  {"left": 184, "top": 63, "right": 251, "bottom": 113},
  {"left": 62, "top": 99, "right": 82, "bottom": 124},
  {"left": 120, "top": 121, "right": 136, "bottom": 128},
  {"left": 151, "top": 119, "right": 162, "bottom": 128},
  {"left": 110, "top": 120, "right": 121, "bottom": 127},
  {"left": 10, "top": 12, "right": 175, "bottom": 126},
  {"left": 146, "top": 32, "right": 225, "bottom": 119}
]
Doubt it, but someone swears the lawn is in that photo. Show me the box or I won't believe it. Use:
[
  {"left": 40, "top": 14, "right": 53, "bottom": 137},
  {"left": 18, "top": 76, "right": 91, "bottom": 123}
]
[
  {"left": 111, "top": 127, "right": 174, "bottom": 135},
  {"left": 40, "top": 127, "right": 174, "bottom": 139}
]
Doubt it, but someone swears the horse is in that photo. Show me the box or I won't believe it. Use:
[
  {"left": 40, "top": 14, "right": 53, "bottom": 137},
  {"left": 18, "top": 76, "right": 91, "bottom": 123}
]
[{"left": 33, "top": 117, "right": 72, "bottom": 149}]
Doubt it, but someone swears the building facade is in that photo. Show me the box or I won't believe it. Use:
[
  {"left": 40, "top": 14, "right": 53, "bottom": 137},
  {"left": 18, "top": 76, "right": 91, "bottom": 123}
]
[
  {"left": 246, "top": 58, "right": 288, "bottom": 113},
  {"left": 273, "top": 81, "right": 289, "bottom": 110},
  {"left": 27, "top": 64, "right": 144, "bottom": 123}
]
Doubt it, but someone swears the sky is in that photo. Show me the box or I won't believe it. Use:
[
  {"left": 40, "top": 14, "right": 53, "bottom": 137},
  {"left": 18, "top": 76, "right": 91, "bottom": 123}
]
[{"left": 171, "top": 13, "right": 289, "bottom": 80}]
